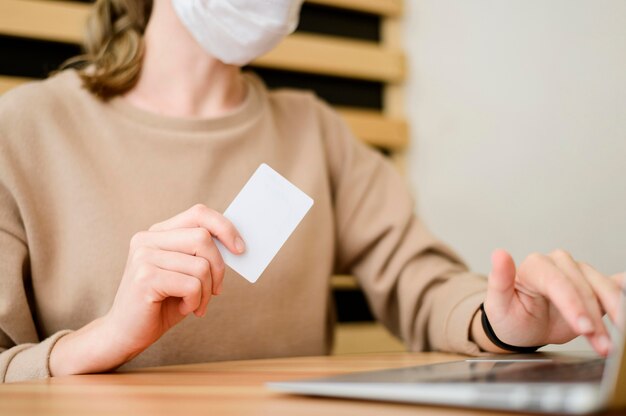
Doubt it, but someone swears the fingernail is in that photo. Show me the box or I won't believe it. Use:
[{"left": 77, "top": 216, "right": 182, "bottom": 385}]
[
  {"left": 216, "top": 282, "right": 223, "bottom": 295},
  {"left": 577, "top": 316, "right": 594, "bottom": 334},
  {"left": 234, "top": 237, "right": 246, "bottom": 253},
  {"left": 598, "top": 335, "right": 612, "bottom": 354}
]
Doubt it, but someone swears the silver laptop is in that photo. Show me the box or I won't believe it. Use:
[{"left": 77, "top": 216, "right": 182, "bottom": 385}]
[{"left": 268, "top": 305, "right": 626, "bottom": 414}]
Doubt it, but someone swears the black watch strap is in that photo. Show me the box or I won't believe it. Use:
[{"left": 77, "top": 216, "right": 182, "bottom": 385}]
[{"left": 479, "top": 303, "right": 544, "bottom": 353}]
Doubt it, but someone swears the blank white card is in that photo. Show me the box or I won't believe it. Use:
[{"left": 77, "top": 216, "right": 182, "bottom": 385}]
[{"left": 215, "top": 164, "right": 314, "bottom": 283}]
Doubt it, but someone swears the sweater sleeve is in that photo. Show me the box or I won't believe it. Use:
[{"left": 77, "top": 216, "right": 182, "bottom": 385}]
[
  {"left": 318, "top": 102, "right": 487, "bottom": 355},
  {"left": 0, "top": 175, "right": 72, "bottom": 383}
]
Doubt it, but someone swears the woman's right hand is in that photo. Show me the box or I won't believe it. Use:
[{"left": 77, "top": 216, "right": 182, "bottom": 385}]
[{"left": 50, "top": 204, "right": 245, "bottom": 376}]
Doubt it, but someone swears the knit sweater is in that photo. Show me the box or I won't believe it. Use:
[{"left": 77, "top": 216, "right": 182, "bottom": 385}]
[{"left": 0, "top": 70, "right": 487, "bottom": 383}]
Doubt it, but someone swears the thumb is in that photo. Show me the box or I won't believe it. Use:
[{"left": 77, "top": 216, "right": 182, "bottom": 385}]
[{"left": 487, "top": 249, "right": 517, "bottom": 314}]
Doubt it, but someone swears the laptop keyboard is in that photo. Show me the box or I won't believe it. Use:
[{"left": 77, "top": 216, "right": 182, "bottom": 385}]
[
  {"left": 319, "top": 356, "right": 607, "bottom": 386},
  {"left": 464, "top": 358, "right": 606, "bottom": 383}
]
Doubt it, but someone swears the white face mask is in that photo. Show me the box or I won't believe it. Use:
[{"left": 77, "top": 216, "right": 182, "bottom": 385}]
[{"left": 171, "top": 0, "right": 305, "bottom": 66}]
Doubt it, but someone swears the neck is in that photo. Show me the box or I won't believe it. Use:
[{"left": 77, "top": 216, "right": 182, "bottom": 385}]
[{"left": 123, "top": 0, "right": 247, "bottom": 119}]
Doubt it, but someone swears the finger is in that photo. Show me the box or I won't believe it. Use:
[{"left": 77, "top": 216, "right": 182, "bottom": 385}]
[
  {"left": 548, "top": 251, "right": 611, "bottom": 355},
  {"left": 610, "top": 272, "right": 626, "bottom": 289},
  {"left": 610, "top": 273, "right": 626, "bottom": 331},
  {"left": 149, "top": 204, "right": 245, "bottom": 255},
  {"left": 132, "top": 228, "right": 226, "bottom": 297},
  {"left": 486, "top": 249, "right": 517, "bottom": 317},
  {"left": 578, "top": 262, "right": 622, "bottom": 324},
  {"left": 520, "top": 254, "right": 598, "bottom": 336},
  {"left": 156, "top": 251, "right": 213, "bottom": 316},
  {"left": 135, "top": 247, "right": 213, "bottom": 316},
  {"left": 185, "top": 229, "right": 224, "bottom": 297},
  {"left": 145, "top": 269, "right": 203, "bottom": 316}
]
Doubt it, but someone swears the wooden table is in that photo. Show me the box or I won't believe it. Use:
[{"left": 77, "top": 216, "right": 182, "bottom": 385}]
[{"left": 0, "top": 352, "right": 619, "bottom": 416}]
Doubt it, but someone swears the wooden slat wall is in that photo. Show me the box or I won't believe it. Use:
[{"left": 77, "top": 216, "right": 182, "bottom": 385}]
[
  {"left": 0, "top": 75, "right": 407, "bottom": 152},
  {"left": 256, "top": 33, "right": 404, "bottom": 83},
  {"left": 0, "top": 0, "right": 87, "bottom": 44},
  {"left": 0, "top": 75, "right": 30, "bottom": 94},
  {"left": 0, "top": 0, "right": 404, "bottom": 82},
  {"left": 0, "top": 0, "right": 408, "bottom": 153},
  {"left": 382, "top": 8, "right": 409, "bottom": 174},
  {"left": 0, "top": 0, "right": 408, "bottom": 355},
  {"left": 308, "top": 0, "right": 403, "bottom": 16},
  {"left": 337, "top": 107, "right": 407, "bottom": 151}
]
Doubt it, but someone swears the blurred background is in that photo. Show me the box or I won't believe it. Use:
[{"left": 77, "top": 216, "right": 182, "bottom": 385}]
[
  {"left": 405, "top": 0, "right": 626, "bottom": 350},
  {"left": 407, "top": 0, "right": 626, "bottom": 282}
]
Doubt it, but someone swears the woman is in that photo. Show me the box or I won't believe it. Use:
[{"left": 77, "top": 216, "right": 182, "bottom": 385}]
[{"left": 0, "top": 0, "right": 622, "bottom": 382}]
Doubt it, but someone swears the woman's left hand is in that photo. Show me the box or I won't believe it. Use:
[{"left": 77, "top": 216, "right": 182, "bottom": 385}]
[{"left": 475, "top": 249, "right": 625, "bottom": 356}]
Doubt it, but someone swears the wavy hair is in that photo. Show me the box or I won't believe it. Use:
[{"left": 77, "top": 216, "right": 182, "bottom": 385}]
[{"left": 62, "top": 0, "right": 153, "bottom": 99}]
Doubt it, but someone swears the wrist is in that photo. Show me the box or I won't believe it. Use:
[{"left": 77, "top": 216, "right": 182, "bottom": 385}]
[
  {"left": 470, "top": 307, "right": 510, "bottom": 354},
  {"left": 49, "top": 316, "right": 137, "bottom": 377}
]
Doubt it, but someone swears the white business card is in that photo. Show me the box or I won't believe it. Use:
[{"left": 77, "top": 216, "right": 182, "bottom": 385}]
[{"left": 215, "top": 164, "right": 314, "bottom": 283}]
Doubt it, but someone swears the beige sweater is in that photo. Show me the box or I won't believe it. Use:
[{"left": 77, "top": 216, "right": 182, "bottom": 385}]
[{"left": 0, "top": 70, "right": 487, "bottom": 383}]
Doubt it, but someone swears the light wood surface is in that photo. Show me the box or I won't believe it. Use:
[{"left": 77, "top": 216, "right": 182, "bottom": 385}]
[
  {"left": 0, "top": 75, "right": 30, "bottom": 94},
  {"left": 330, "top": 274, "right": 359, "bottom": 290},
  {"left": 0, "top": 0, "right": 87, "bottom": 44},
  {"left": 0, "top": 352, "right": 544, "bottom": 416},
  {"left": 334, "top": 323, "right": 405, "bottom": 354},
  {"left": 382, "top": 13, "right": 409, "bottom": 172},
  {"left": 336, "top": 108, "right": 408, "bottom": 151},
  {"left": 308, "top": 0, "right": 403, "bottom": 16},
  {"left": 0, "top": 0, "right": 405, "bottom": 83},
  {"left": 0, "top": 0, "right": 403, "bottom": 40},
  {"left": 256, "top": 33, "right": 405, "bottom": 82}
]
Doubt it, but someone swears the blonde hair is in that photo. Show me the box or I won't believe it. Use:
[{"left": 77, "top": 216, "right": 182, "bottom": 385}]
[{"left": 62, "top": 0, "right": 153, "bottom": 99}]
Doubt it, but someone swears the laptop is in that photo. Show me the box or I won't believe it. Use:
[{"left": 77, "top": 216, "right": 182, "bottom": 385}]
[{"left": 267, "top": 304, "right": 626, "bottom": 414}]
